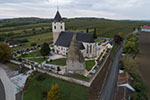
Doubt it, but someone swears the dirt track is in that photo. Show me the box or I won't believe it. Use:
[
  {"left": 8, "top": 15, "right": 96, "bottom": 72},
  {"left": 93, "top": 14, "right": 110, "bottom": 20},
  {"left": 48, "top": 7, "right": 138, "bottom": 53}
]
[{"left": 137, "top": 32, "right": 150, "bottom": 86}]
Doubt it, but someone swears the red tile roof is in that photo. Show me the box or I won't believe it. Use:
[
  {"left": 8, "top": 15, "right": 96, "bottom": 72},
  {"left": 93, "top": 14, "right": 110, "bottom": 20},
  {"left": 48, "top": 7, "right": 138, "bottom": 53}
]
[
  {"left": 141, "top": 25, "right": 150, "bottom": 29},
  {"left": 118, "top": 72, "right": 130, "bottom": 84}
]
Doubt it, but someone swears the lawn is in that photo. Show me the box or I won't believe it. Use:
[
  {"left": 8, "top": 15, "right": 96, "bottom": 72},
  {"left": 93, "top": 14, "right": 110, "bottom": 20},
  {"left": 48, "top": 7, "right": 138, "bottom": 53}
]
[
  {"left": 23, "top": 72, "right": 88, "bottom": 100},
  {"left": 23, "top": 50, "right": 41, "bottom": 57},
  {"left": 85, "top": 60, "right": 96, "bottom": 71},
  {"left": 48, "top": 58, "right": 66, "bottom": 66},
  {"left": 48, "top": 58, "right": 95, "bottom": 71},
  {"left": 22, "top": 50, "right": 51, "bottom": 58},
  {"left": 28, "top": 58, "right": 48, "bottom": 64}
]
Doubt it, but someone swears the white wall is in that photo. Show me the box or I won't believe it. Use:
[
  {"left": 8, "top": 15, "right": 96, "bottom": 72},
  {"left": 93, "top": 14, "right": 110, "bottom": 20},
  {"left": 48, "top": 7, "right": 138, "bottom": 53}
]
[
  {"left": 54, "top": 45, "right": 68, "bottom": 56},
  {"left": 141, "top": 29, "right": 150, "bottom": 32},
  {"left": 52, "top": 22, "right": 65, "bottom": 33},
  {"left": 52, "top": 22, "right": 65, "bottom": 43},
  {"left": 54, "top": 42, "right": 98, "bottom": 58}
]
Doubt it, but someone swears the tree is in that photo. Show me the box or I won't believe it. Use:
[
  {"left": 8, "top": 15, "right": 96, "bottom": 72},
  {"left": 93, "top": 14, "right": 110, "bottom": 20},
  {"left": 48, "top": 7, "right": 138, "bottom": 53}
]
[
  {"left": 118, "top": 32, "right": 124, "bottom": 39},
  {"left": 93, "top": 28, "right": 97, "bottom": 39},
  {"left": 114, "top": 35, "right": 123, "bottom": 44},
  {"left": 0, "top": 43, "right": 12, "bottom": 62},
  {"left": 47, "top": 84, "right": 61, "bottom": 100},
  {"left": 86, "top": 28, "right": 89, "bottom": 33},
  {"left": 121, "top": 55, "right": 139, "bottom": 74},
  {"left": 40, "top": 42, "right": 50, "bottom": 56},
  {"left": 123, "top": 40, "right": 139, "bottom": 54}
]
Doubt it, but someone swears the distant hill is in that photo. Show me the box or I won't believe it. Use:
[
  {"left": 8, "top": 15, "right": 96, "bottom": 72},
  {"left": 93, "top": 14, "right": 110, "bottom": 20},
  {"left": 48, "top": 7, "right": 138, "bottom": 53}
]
[{"left": 0, "top": 17, "right": 150, "bottom": 39}]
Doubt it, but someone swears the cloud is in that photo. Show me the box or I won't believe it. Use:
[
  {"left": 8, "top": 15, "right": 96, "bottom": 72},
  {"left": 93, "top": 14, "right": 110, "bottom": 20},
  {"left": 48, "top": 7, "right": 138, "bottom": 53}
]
[{"left": 0, "top": 0, "right": 150, "bottom": 19}]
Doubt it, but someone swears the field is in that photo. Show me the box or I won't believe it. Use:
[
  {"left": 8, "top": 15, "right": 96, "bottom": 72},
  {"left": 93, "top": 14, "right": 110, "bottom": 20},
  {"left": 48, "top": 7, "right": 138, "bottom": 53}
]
[
  {"left": 137, "top": 32, "right": 150, "bottom": 98},
  {"left": 1, "top": 17, "right": 150, "bottom": 51},
  {"left": 12, "top": 33, "right": 52, "bottom": 51},
  {"left": 23, "top": 72, "right": 88, "bottom": 100}
]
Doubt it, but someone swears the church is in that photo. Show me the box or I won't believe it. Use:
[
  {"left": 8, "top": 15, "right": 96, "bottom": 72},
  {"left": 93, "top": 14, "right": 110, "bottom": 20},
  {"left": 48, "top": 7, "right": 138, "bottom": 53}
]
[{"left": 52, "top": 10, "right": 99, "bottom": 58}]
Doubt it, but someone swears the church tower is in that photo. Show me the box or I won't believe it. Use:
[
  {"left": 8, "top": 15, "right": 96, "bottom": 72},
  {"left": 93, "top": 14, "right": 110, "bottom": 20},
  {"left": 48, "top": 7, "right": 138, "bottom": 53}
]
[
  {"left": 66, "top": 33, "right": 86, "bottom": 75},
  {"left": 52, "top": 10, "right": 65, "bottom": 44}
]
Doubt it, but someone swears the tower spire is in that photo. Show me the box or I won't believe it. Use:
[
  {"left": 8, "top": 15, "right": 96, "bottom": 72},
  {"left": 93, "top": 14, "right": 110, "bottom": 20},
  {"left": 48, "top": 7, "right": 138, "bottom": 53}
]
[{"left": 57, "top": 6, "right": 59, "bottom": 11}]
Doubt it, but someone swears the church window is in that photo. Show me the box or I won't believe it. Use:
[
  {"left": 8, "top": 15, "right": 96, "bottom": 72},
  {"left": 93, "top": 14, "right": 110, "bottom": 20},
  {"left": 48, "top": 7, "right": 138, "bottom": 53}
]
[
  {"left": 54, "top": 26, "right": 56, "bottom": 29},
  {"left": 90, "top": 45, "right": 92, "bottom": 53},
  {"left": 61, "top": 26, "right": 63, "bottom": 29},
  {"left": 87, "top": 45, "right": 89, "bottom": 53}
]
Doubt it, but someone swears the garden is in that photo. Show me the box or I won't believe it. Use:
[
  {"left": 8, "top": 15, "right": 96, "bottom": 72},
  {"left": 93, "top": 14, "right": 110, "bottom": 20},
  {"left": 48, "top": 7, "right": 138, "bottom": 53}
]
[{"left": 23, "top": 72, "right": 88, "bottom": 100}]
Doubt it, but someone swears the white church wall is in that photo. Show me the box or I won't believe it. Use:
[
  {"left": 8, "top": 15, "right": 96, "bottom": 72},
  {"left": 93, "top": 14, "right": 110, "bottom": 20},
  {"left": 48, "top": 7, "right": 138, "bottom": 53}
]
[
  {"left": 52, "top": 22, "right": 65, "bottom": 33},
  {"left": 54, "top": 42, "right": 98, "bottom": 58},
  {"left": 52, "top": 22, "right": 65, "bottom": 43},
  {"left": 54, "top": 45, "right": 68, "bottom": 56},
  {"left": 82, "top": 42, "right": 97, "bottom": 58}
]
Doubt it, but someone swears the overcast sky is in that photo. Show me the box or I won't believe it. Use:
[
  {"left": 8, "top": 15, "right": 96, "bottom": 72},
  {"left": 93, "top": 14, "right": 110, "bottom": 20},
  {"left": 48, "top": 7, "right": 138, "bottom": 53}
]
[{"left": 0, "top": 0, "right": 150, "bottom": 20}]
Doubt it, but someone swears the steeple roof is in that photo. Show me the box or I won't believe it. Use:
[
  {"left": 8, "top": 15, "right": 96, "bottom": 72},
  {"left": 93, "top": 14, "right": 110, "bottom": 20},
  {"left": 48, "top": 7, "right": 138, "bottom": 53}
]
[{"left": 53, "top": 11, "right": 62, "bottom": 22}]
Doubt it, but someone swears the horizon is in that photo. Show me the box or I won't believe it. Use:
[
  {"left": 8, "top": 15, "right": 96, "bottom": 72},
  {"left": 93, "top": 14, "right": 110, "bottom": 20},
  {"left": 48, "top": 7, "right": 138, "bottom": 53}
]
[
  {"left": 0, "top": 17, "right": 150, "bottom": 21},
  {"left": 1, "top": 0, "right": 150, "bottom": 20}
]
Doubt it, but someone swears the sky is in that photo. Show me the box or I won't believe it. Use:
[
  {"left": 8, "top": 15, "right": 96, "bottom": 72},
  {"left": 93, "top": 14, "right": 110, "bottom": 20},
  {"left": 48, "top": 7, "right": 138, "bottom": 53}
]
[{"left": 0, "top": 0, "right": 150, "bottom": 20}]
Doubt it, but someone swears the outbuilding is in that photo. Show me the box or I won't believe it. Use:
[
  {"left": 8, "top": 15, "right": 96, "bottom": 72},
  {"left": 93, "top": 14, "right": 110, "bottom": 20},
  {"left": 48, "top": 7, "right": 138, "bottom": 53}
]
[{"left": 141, "top": 25, "right": 150, "bottom": 32}]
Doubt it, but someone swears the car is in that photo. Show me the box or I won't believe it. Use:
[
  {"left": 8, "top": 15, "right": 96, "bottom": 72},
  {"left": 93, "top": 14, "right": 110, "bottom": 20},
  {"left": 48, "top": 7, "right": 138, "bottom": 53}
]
[{"left": 90, "top": 70, "right": 96, "bottom": 74}]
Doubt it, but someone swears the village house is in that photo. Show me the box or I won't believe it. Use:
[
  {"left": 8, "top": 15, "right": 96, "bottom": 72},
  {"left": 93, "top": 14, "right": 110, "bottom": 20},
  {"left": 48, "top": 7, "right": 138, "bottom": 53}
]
[
  {"left": 141, "top": 25, "right": 150, "bottom": 32},
  {"left": 115, "top": 72, "right": 135, "bottom": 100}
]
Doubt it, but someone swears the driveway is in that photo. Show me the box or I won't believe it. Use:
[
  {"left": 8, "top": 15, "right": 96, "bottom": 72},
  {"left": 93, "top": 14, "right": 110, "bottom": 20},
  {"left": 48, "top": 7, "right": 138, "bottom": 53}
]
[
  {"left": 0, "top": 63, "right": 16, "bottom": 100},
  {"left": 0, "top": 79, "right": 5, "bottom": 100}
]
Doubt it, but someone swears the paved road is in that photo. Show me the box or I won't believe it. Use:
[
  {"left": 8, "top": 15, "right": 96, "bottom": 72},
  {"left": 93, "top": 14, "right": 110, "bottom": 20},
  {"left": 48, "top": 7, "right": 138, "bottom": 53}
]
[
  {"left": 0, "top": 79, "right": 5, "bottom": 100},
  {"left": 99, "top": 47, "right": 122, "bottom": 100},
  {"left": 0, "top": 63, "right": 16, "bottom": 100}
]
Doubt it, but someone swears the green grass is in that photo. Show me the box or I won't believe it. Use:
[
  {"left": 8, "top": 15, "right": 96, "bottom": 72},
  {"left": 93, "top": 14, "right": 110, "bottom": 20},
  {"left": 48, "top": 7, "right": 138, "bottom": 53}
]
[
  {"left": 28, "top": 58, "right": 48, "bottom": 64},
  {"left": 48, "top": 58, "right": 66, "bottom": 66},
  {"left": 1, "top": 17, "right": 150, "bottom": 52},
  {"left": 110, "top": 44, "right": 119, "bottom": 57},
  {"left": 85, "top": 60, "right": 95, "bottom": 71},
  {"left": 48, "top": 58, "right": 95, "bottom": 71},
  {"left": 67, "top": 74, "right": 89, "bottom": 81},
  {"left": 22, "top": 50, "right": 51, "bottom": 58},
  {"left": 23, "top": 72, "right": 88, "bottom": 100},
  {"left": 12, "top": 33, "right": 52, "bottom": 51},
  {"left": 23, "top": 50, "right": 41, "bottom": 57},
  {"left": 95, "top": 39, "right": 103, "bottom": 42}
]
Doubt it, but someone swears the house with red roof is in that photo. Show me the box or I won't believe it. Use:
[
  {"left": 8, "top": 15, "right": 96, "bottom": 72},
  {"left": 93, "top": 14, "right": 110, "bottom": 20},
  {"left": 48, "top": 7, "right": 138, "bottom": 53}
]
[{"left": 141, "top": 25, "right": 150, "bottom": 32}]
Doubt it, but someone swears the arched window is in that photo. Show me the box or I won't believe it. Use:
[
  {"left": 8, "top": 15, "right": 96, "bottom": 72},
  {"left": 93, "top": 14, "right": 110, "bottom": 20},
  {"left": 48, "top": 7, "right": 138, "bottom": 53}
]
[
  {"left": 60, "top": 26, "right": 63, "bottom": 29},
  {"left": 90, "top": 45, "right": 92, "bottom": 53},
  {"left": 54, "top": 26, "right": 56, "bottom": 29},
  {"left": 87, "top": 45, "right": 89, "bottom": 54}
]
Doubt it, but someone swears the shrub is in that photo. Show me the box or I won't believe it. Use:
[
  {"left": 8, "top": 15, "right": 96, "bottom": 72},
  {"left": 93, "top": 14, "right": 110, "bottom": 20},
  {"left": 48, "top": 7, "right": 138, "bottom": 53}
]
[{"left": 31, "top": 43, "right": 37, "bottom": 46}]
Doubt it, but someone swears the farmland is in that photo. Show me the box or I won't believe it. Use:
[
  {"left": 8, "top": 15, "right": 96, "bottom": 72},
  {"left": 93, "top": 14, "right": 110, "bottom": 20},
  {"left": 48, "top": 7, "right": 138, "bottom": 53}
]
[
  {"left": 137, "top": 32, "right": 150, "bottom": 98},
  {"left": 1, "top": 17, "right": 150, "bottom": 51}
]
